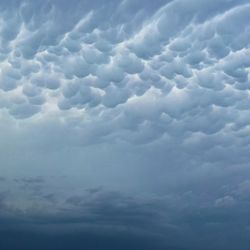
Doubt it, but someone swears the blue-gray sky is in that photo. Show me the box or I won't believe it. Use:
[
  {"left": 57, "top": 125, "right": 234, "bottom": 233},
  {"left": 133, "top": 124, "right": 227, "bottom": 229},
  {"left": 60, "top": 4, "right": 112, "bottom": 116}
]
[{"left": 1, "top": 0, "right": 250, "bottom": 249}]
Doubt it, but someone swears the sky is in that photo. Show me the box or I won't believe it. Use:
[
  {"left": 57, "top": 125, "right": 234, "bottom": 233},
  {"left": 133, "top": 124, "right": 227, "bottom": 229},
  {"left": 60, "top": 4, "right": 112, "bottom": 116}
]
[{"left": 0, "top": 0, "right": 250, "bottom": 249}]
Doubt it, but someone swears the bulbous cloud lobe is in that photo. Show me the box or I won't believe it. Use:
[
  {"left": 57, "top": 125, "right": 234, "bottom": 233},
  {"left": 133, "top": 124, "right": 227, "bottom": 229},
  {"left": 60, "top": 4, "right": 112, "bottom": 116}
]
[{"left": 0, "top": 0, "right": 249, "bottom": 147}]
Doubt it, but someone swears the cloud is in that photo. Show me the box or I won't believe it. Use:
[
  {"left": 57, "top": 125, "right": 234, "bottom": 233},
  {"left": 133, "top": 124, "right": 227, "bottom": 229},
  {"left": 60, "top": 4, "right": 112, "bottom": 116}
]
[
  {"left": 0, "top": 0, "right": 248, "bottom": 144},
  {"left": 0, "top": 187, "right": 182, "bottom": 250},
  {"left": 1, "top": 0, "right": 250, "bottom": 249}
]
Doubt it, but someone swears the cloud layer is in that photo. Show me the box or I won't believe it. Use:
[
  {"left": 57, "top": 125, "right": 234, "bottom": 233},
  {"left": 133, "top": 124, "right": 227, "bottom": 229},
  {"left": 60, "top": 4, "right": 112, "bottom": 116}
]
[{"left": 1, "top": 0, "right": 250, "bottom": 249}]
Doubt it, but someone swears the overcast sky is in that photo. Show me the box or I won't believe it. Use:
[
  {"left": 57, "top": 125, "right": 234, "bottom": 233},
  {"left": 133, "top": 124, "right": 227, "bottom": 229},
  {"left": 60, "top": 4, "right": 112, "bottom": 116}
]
[{"left": 1, "top": 0, "right": 250, "bottom": 249}]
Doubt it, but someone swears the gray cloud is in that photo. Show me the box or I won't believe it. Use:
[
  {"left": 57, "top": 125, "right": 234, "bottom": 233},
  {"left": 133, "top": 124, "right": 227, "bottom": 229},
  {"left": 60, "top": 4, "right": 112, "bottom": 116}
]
[{"left": 1, "top": 0, "right": 250, "bottom": 249}]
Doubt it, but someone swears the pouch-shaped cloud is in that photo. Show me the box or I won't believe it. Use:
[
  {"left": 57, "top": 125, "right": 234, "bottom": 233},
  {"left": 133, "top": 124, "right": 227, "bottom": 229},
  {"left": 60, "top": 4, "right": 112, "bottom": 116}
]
[
  {"left": 0, "top": 0, "right": 250, "bottom": 148},
  {"left": 0, "top": 0, "right": 248, "bottom": 142}
]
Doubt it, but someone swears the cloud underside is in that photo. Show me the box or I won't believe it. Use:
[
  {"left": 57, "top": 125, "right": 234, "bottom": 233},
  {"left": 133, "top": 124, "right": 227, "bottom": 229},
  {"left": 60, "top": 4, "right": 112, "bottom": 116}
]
[
  {"left": 0, "top": 0, "right": 250, "bottom": 145},
  {"left": 1, "top": 0, "right": 250, "bottom": 249}
]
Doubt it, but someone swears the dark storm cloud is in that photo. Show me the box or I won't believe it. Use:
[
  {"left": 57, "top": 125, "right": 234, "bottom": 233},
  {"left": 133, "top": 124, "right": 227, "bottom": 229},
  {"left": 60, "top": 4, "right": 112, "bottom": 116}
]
[
  {"left": 0, "top": 189, "right": 186, "bottom": 250},
  {"left": 1, "top": 184, "right": 250, "bottom": 249}
]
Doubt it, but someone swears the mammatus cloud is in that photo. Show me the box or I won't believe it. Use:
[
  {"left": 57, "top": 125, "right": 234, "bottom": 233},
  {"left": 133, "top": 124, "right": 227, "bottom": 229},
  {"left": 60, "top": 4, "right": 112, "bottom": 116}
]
[
  {"left": 0, "top": 0, "right": 250, "bottom": 143},
  {"left": 1, "top": 0, "right": 250, "bottom": 249}
]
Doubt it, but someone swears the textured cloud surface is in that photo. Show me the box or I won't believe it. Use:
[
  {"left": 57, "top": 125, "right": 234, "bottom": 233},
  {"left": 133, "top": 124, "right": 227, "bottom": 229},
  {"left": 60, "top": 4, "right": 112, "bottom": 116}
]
[{"left": 1, "top": 0, "right": 250, "bottom": 249}]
